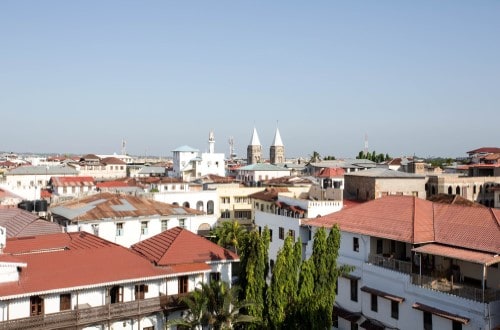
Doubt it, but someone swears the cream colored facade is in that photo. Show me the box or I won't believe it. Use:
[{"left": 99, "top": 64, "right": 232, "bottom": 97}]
[{"left": 426, "top": 174, "right": 500, "bottom": 207}]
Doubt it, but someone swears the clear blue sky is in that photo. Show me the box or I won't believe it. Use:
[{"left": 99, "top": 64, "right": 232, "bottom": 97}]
[{"left": 1, "top": 1, "right": 499, "bottom": 159}]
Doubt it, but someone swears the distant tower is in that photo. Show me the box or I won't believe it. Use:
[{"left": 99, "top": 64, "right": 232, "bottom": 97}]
[
  {"left": 121, "top": 139, "right": 127, "bottom": 155},
  {"left": 208, "top": 130, "right": 215, "bottom": 154},
  {"left": 247, "top": 127, "right": 262, "bottom": 164},
  {"left": 228, "top": 136, "right": 235, "bottom": 160},
  {"left": 270, "top": 126, "right": 285, "bottom": 164}
]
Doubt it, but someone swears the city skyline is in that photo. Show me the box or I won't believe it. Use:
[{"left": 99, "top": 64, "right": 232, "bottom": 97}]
[{"left": 1, "top": 1, "right": 499, "bottom": 159}]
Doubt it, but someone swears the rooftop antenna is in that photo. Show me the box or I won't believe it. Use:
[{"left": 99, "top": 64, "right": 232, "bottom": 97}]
[
  {"left": 364, "top": 133, "right": 369, "bottom": 156},
  {"left": 121, "top": 139, "right": 127, "bottom": 155}
]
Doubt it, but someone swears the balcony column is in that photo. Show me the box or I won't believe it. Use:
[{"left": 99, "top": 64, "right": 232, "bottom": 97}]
[{"left": 482, "top": 264, "right": 487, "bottom": 303}]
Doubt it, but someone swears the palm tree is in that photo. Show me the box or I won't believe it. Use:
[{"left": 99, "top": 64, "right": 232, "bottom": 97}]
[
  {"left": 168, "top": 281, "right": 259, "bottom": 330},
  {"left": 213, "top": 221, "right": 247, "bottom": 254},
  {"left": 309, "top": 151, "right": 321, "bottom": 163}
]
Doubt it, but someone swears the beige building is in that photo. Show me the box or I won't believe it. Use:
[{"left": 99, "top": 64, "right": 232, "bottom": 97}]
[
  {"left": 344, "top": 168, "right": 427, "bottom": 201},
  {"left": 426, "top": 174, "right": 500, "bottom": 207}
]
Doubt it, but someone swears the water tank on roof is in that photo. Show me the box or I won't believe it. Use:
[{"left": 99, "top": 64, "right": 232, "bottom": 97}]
[
  {"left": 18, "top": 200, "right": 34, "bottom": 212},
  {"left": 34, "top": 199, "right": 48, "bottom": 212}
]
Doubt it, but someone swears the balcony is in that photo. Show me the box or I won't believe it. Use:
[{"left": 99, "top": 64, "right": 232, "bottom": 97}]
[
  {"left": 367, "top": 254, "right": 500, "bottom": 303},
  {"left": 368, "top": 254, "right": 412, "bottom": 274},
  {"left": 411, "top": 274, "right": 500, "bottom": 303},
  {"left": 0, "top": 294, "right": 186, "bottom": 330}
]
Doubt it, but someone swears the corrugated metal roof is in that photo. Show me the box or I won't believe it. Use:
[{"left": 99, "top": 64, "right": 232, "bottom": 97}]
[
  {"left": 51, "top": 192, "right": 203, "bottom": 222},
  {"left": 7, "top": 165, "right": 78, "bottom": 176}
]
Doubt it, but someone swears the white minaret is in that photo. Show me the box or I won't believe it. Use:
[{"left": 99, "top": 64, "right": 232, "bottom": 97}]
[
  {"left": 208, "top": 130, "right": 215, "bottom": 154},
  {"left": 247, "top": 127, "right": 262, "bottom": 164}
]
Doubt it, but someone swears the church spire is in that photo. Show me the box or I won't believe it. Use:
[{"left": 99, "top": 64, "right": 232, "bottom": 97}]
[
  {"left": 271, "top": 127, "right": 284, "bottom": 147},
  {"left": 249, "top": 127, "right": 261, "bottom": 146}
]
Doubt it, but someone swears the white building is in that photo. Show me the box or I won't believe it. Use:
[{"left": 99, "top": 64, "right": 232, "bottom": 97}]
[
  {"left": 252, "top": 186, "right": 343, "bottom": 264},
  {"left": 237, "top": 163, "right": 291, "bottom": 187},
  {"left": 0, "top": 226, "right": 238, "bottom": 330},
  {"left": 171, "top": 131, "right": 226, "bottom": 181},
  {"left": 306, "top": 196, "right": 500, "bottom": 330},
  {"left": 50, "top": 192, "right": 217, "bottom": 247},
  {"left": 68, "top": 154, "right": 127, "bottom": 181},
  {"left": 3, "top": 165, "right": 78, "bottom": 200}
]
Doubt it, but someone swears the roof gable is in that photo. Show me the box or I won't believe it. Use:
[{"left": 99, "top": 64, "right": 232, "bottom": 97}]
[{"left": 131, "top": 227, "right": 238, "bottom": 266}]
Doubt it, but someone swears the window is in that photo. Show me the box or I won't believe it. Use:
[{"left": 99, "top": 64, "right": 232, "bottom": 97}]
[
  {"left": 351, "top": 322, "right": 358, "bottom": 330},
  {"left": 135, "top": 284, "right": 148, "bottom": 300},
  {"left": 279, "top": 227, "right": 285, "bottom": 240},
  {"left": 423, "top": 311, "right": 432, "bottom": 330},
  {"left": 288, "top": 229, "right": 295, "bottom": 240},
  {"left": 116, "top": 223, "right": 124, "bottom": 236},
  {"left": 221, "top": 210, "right": 231, "bottom": 219},
  {"left": 30, "top": 296, "right": 44, "bottom": 316},
  {"left": 161, "top": 220, "right": 169, "bottom": 231},
  {"left": 371, "top": 294, "right": 378, "bottom": 312},
  {"left": 353, "top": 237, "right": 359, "bottom": 252},
  {"left": 141, "top": 221, "right": 148, "bottom": 235},
  {"left": 110, "top": 286, "right": 124, "bottom": 304},
  {"left": 269, "top": 229, "right": 273, "bottom": 242},
  {"left": 207, "top": 201, "right": 214, "bottom": 214},
  {"left": 452, "top": 321, "right": 462, "bottom": 330},
  {"left": 221, "top": 197, "right": 230, "bottom": 204},
  {"left": 60, "top": 293, "right": 71, "bottom": 311},
  {"left": 179, "top": 218, "right": 186, "bottom": 229},
  {"left": 210, "top": 272, "right": 221, "bottom": 282},
  {"left": 391, "top": 300, "right": 399, "bottom": 320},
  {"left": 179, "top": 275, "right": 189, "bottom": 294},
  {"left": 350, "top": 279, "right": 358, "bottom": 302},
  {"left": 235, "top": 211, "right": 251, "bottom": 219},
  {"left": 376, "top": 239, "right": 383, "bottom": 254}
]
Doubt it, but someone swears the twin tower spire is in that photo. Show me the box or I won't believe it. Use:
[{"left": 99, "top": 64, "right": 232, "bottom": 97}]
[{"left": 247, "top": 127, "right": 285, "bottom": 165}]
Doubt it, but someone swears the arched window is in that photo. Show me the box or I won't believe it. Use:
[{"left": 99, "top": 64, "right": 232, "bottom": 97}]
[
  {"left": 448, "top": 186, "right": 452, "bottom": 195},
  {"left": 473, "top": 185, "right": 477, "bottom": 194},
  {"left": 173, "top": 202, "right": 179, "bottom": 206},
  {"left": 431, "top": 186, "right": 436, "bottom": 195},
  {"left": 196, "top": 201, "right": 204, "bottom": 211},
  {"left": 207, "top": 201, "right": 214, "bottom": 215},
  {"left": 456, "top": 186, "right": 461, "bottom": 195},
  {"left": 183, "top": 201, "right": 190, "bottom": 208}
]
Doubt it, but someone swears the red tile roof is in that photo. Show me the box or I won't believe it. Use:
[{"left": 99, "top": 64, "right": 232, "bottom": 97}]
[
  {"left": 131, "top": 227, "right": 238, "bottom": 267},
  {"left": 0, "top": 232, "right": 171, "bottom": 298},
  {"left": 101, "top": 157, "right": 126, "bottom": 165},
  {"left": 306, "top": 195, "right": 500, "bottom": 254},
  {"left": 317, "top": 167, "right": 345, "bottom": 178},
  {"left": 248, "top": 187, "right": 289, "bottom": 202},
  {"left": 96, "top": 181, "right": 130, "bottom": 188},
  {"left": 467, "top": 147, "right": 500, "bottom": 154},
  {"left": 412, "top": 244, "right": 500, "bottom": 266}
]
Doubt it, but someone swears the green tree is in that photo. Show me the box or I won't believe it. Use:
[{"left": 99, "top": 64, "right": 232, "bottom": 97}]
[
  {"left": 309, "top": 151, "right": 321, "bottom": 163},
  {"left": 267, "top": 236, "right": 301, "bottom": 328},
  {"left": 213, "top": 221, "right": 247, "bottom": 254},
  {"left": 167, "top": 288, "right": 208, "bottom": 329},
  {"left": 238, "top": 227, "right": 270, "bottom": 329},
  {"left": 169, "top": 281, "right": 258, "bottom": 330}
]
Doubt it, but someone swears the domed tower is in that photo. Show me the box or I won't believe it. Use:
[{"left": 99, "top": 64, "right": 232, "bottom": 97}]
[
  {"left": 270, "top": 127, "right": 285, "bottom": 164},
  {"left": 247, "top": 127, "right": 262, "bottom": 164}
]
